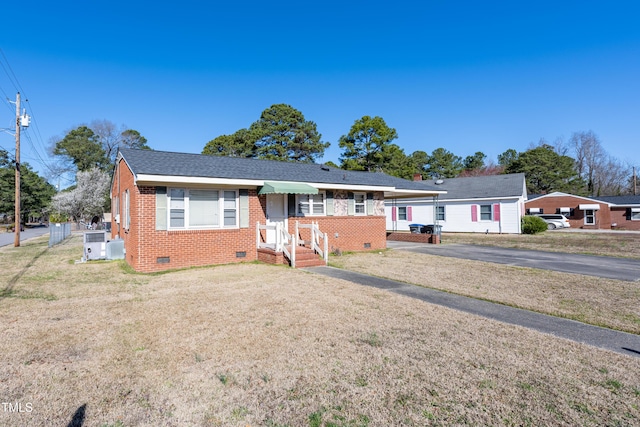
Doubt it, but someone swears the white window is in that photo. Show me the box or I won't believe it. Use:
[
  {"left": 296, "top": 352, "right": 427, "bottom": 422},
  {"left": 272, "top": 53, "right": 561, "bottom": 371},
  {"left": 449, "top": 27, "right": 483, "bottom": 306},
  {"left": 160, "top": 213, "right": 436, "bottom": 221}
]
[
  {"left": 297, "top": 193, "right": 325, "bottom": 216},
  {"left": 584, "top": 209, "right": 595, "bottom": 225},
  {"left": 398, "top": 206, "right": 407, "bottom": 221},
  {"left": 170, "top": 188, "right": 185, "bottom": 228},
  {"left": 123, "top": 190, "right": 130, "bottom": 229},
  {"left": 631, "top": 208, "right": 640, "bottom": 221},
  {"left": 436, "top": 206, "right": 445, "bottom": 221},
  {"left": 223, "top": 190, "right": 237, "bottom": 226},
  {"left": 168, "top": 188, "right": 237, "bottom": 229},
  {"left": 354, "top": 193, "right": 366, "bottom": 215},
  {"left": 480, "top": 204, "right": 492, "bottom": 221},
  {"left": 189, "top": 189, "right": 218, "bottom": 227}
]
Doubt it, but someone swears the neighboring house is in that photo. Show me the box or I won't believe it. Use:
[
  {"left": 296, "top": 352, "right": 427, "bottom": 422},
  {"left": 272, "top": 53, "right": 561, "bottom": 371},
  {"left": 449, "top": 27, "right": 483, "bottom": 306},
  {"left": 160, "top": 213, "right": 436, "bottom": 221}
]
[
  {"left": 525, "top": 192, "right": 613, "bottom": 229},
  {"left": 111, "top": 148, "right": 443, "bottom": 272},
  {"left": 386, "top": 173, "right": 527, "bottom": 234},
  {"left": 596, "top": 195, "right": 640, "bottom": 230}
]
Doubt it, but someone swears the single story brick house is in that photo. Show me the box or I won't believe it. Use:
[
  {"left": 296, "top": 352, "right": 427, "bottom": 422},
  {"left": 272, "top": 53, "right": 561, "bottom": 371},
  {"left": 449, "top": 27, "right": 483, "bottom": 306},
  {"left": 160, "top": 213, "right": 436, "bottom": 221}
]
[
  {"left": 525, "top": 192, "right": 614, "bottom": 229},
  {"left": 596, "top": 195, "right": 640, "bottom": 230},
  {"left": 386, "top": 173, "right": 527, "bottom": 234},
  {"left": 111, "top": 148, "right": 444, "bottom": 272}
]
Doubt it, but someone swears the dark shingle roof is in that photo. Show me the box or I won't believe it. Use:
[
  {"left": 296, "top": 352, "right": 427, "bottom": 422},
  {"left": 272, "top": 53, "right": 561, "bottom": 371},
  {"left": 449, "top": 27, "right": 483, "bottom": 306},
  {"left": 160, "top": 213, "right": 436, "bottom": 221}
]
[
  {"left": 595, "top": 195, "right": 640, "bottom": 206},
  {"left": 119, "top": 148, "right": 441, "bottom": 192},
  {"left": 418, "top": 173, "right": 526, "bottom": 200}
]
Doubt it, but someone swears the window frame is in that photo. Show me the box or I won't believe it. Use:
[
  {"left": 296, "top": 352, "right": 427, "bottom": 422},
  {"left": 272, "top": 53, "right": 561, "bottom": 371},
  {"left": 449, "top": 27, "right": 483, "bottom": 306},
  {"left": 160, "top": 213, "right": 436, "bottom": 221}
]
[
  {"left": 479, "top": 204, "right": 492, "bottom": 221},
  {"left": 398, "top": 206, "right": 407, "bottom": 221},
  {"left": 632, "top": 211, "right": 640, "bottom": 221},
  {"left": 167, "top": 187, "right": 238, "bottom": 230},
  {"left": 436, "top": 205, "right": 445, "bottom": 221},
  {"left": 584, "top": 209, "right": 596, "bottom": 225},
  {"left": 296, "top": 192, "right": 326, "bottom": 216},
  {"left": 353, "top": 192, "right": 366, "bottom": 216}
]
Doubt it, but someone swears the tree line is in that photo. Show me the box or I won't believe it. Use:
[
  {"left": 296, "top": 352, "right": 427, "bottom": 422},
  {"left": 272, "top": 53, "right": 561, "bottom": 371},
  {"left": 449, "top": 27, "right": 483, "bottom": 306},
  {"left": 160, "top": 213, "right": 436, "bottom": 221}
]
[
  {"left": 202, "top": 104, "right": 636, "bottom": 196},
  {"left": 1, "top": 105, "right": 636, "bottom": 225}
]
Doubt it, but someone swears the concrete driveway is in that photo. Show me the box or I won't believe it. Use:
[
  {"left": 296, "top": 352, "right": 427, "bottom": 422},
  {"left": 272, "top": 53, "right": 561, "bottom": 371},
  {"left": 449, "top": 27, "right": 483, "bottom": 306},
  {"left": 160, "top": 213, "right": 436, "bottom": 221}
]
[{"left": 386, "top": 241, "right": 640, "bottom": 282}]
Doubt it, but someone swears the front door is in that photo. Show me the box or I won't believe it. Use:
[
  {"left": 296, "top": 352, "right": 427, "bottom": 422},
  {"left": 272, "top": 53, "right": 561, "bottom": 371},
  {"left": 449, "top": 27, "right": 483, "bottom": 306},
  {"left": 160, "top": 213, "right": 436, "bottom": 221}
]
[{"left": 266, "top": 194, "right": 286, "bottom": 245}]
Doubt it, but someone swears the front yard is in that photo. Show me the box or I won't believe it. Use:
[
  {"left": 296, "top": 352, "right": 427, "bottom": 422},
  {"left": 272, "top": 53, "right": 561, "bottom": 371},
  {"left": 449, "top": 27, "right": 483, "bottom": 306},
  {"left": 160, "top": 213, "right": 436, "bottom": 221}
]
[{"left": 1, "top": 234, "right": 639, "bottom": 426}]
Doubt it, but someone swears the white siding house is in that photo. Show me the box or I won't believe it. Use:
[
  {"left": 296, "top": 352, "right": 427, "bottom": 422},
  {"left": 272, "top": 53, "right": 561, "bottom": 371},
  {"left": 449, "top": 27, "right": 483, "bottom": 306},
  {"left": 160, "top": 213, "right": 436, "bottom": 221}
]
[{"left": 386, "top": 173, "right": 527, "bottom": 234}]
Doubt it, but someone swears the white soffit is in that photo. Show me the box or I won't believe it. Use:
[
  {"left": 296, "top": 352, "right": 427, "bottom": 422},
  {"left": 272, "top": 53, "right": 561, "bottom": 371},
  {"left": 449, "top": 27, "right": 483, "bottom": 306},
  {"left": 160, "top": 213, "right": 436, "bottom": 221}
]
[{"left": 579, "top": 204, "right": 601, "bottom": 210}]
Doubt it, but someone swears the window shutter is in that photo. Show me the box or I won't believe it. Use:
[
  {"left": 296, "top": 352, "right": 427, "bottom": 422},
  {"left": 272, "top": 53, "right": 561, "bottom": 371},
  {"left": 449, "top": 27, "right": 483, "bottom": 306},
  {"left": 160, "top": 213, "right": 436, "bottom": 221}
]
[
  {"left": 471, "top": 205, "right": 478, "bottom": 222},
  {"left": 288, "top": 194, "right": 296, "bottom": 216},
  {"left": 239, "top": 189, "right": 249, "bottom": 228},
  {"left": 493, "top": 204, "right": 501, "bottom": 222},
  {"left": 407, "top": 206, "right": 412, "bottom": 221},
  {"left": 347, "top": 192, "right": 355, "bottom": 215},
  {"left": 627, "top": 208, "right": 632, "bottom": 220},
  {"left": 326, "top": 191, "right": 334, "bottom": 216},
  {"left": 156, "top": 186, "right": 167, "bottom": 230},
  {"left": 391, "top": 206, "right": 397, "bottom": 221},
  {"left": 366, "top": 192, "right": 374, "bottom": 215}
]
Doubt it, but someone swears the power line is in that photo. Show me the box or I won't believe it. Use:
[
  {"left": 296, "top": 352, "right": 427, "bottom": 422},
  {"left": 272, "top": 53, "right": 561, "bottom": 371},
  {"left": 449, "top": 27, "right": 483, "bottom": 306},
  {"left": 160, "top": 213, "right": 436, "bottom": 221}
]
[{"left": 0, "top": 48, "right": 26, "bottom": 95}]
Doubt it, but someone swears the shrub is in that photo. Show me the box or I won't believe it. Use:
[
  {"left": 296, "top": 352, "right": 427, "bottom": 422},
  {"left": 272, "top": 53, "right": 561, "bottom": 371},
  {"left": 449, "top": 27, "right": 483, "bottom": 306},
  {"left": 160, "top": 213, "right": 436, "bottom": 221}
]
[
  {"left": 49, "top": 212, "right": 69, "bottom": 223},
  {"left": 521, "top": 215, "right": 547, "bottom": 234}
]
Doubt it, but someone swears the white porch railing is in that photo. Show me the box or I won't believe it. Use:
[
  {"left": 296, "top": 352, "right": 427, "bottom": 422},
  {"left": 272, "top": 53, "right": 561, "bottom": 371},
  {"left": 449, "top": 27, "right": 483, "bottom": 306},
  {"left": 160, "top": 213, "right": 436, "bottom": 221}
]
[
  {"left": 256, "top": 222, "right": 296, "bottom": 267},
  {"left": 296, "top": 220, "right": 328, "bottom": 265},
  {"left": 257, "top": 220, "right": 328, "bottom": 267}
]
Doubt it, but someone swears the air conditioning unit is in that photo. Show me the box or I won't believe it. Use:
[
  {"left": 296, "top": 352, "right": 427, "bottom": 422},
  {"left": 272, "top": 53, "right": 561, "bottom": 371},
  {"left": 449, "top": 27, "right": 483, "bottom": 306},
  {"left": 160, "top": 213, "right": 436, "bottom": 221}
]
[
  {"left": 106, "top": 239, "right": 125, "bottom": 260},
  {"left": 84, "top": 231, "right": 107, "bottom": 260}
]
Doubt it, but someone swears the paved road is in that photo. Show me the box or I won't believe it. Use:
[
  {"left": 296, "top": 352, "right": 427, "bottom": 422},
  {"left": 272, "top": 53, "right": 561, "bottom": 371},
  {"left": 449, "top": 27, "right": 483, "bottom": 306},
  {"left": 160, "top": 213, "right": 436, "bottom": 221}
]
[
  {"left": 387, "top": 241, "right": 640, "bottom": 282},
  {"left": 0, "top": 226, "right": 50, "bottom": 247},
  {"left": 306, "top": 266, "right": 640, "bottom": 358}
]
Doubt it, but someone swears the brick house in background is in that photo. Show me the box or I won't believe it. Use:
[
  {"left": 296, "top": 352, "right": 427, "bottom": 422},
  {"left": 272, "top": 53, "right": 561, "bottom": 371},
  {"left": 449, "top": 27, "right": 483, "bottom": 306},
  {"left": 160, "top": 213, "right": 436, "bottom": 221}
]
[
  {"left": 594, "top": 195, "right": 640, "bottom": 230},
  {"left": 111, "top": 148, "right": 443, "bottom": 272},
  {"left": 525, "top": 192, "right": 613, "bottom": 229}
]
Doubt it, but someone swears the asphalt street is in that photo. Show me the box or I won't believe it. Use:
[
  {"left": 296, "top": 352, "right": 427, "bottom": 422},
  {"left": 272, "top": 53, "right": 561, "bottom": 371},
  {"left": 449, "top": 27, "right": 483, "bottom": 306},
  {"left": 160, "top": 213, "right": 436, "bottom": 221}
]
[
  {"left": 386, "top": 241, "right": 640, "bottom": 282},
  {"left": 0, "top": 225, "right": 50, "bottom": 248}
]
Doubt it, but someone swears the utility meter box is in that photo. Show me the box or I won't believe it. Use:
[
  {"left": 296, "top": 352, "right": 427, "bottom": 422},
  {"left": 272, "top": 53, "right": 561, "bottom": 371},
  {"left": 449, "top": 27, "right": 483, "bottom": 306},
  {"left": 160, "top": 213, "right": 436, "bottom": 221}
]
[{"left": 84, "top": 231, "right": 107, "bottom": 260}]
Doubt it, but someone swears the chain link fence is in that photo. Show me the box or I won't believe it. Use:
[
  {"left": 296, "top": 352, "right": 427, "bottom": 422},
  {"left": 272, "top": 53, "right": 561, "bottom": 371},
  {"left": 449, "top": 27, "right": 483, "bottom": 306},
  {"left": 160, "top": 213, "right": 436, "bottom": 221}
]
[{"left": 49, "top": 222, "right": 71, "bottom": 247}]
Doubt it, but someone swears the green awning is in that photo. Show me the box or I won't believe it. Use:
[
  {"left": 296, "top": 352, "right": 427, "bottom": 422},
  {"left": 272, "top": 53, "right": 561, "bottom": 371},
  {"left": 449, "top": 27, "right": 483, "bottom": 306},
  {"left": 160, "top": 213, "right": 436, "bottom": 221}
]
[{"left": 258, "top": 181, "right": 318, "bottom": 195}]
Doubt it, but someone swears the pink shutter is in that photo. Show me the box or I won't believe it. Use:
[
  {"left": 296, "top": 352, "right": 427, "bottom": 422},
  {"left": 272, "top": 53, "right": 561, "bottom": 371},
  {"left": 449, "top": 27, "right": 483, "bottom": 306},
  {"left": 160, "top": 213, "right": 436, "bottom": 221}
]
[
  {"left": 493, "top": 204, "right": 501, "bottom": 222},
  {"left": 471, "top": 205, "right": 478, "bottom": 222},
  {"left": 407, "top": 206, "right": 412, "bottom": 221},
  {"left": 391, "top": 206, "right": 397, "bottom": 221}
]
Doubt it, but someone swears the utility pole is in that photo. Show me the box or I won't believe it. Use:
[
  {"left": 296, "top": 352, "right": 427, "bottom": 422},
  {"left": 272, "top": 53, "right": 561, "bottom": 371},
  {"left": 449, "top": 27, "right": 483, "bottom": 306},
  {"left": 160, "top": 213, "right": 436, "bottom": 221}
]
[{"left": 14, "top": 92, "right": 21, "bottom": 247}]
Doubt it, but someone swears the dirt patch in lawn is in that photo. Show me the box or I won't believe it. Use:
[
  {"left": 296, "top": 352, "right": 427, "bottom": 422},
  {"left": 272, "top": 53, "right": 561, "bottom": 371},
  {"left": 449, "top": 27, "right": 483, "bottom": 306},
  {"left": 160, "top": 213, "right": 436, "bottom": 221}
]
[{"left": 1, "top": 235, "right": 639, "bottom": 426}]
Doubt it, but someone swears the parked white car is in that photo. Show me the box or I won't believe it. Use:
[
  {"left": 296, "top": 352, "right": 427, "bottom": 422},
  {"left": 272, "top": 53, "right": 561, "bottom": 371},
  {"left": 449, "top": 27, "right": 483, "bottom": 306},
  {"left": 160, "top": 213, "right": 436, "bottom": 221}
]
[{"left": 535, "top": 214, "right": 571, "bottom": 230}]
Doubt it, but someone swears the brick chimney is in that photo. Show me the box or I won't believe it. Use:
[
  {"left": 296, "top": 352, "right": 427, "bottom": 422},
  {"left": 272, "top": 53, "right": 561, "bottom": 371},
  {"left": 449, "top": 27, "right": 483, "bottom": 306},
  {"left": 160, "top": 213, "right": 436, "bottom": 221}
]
[{"left": 413, "top": 173, "right": 422, "bottom": 181}]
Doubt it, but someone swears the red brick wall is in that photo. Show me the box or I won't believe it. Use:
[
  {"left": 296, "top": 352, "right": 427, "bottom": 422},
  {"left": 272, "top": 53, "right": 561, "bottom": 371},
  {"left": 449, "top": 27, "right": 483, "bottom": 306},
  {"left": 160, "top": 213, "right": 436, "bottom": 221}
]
[
  {"left": 525, "top": 196, "right": 612, "bottom": 229},
  {"left": 291, "top": 215, "right": 387, "bottom": 253},
  {"left": 386, "top": 232, "right": 439, "bottom": 244},
  {"left": 610, "top": 208, "right": 640, "bottom": 230}
]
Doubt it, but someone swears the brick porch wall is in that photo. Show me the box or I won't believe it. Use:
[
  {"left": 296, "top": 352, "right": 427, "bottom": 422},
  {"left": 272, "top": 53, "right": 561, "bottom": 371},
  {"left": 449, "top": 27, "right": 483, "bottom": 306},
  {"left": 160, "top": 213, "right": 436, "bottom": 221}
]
[{"left": 290, "top": 215, "right": 387, "bottom": 253}]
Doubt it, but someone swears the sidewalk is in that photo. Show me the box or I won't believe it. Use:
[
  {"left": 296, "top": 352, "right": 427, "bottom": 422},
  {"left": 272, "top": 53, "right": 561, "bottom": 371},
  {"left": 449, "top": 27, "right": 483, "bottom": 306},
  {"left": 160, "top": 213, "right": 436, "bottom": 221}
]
[{"left": 305, "top": 266, "right": 640, "bottom": 359}]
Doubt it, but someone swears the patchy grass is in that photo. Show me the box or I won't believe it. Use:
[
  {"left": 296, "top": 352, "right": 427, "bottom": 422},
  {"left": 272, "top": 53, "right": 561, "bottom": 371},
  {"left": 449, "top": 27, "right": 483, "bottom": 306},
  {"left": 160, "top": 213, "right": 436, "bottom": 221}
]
[
  {"left": 330, "top": 249, "right": 640, "bottom": 334},
  {"left": 0, "top": 235, "right": 639, "bottom": 426},
  {"left": 441, "top": 231, "right": 640, "bottom": 259}
]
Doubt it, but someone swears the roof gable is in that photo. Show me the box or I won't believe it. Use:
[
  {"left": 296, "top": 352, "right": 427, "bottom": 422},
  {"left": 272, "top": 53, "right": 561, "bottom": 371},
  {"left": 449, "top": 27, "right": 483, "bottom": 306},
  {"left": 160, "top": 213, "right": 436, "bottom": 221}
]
[{"left": 527, "top": 192, "right": 612, "bottom": 206}]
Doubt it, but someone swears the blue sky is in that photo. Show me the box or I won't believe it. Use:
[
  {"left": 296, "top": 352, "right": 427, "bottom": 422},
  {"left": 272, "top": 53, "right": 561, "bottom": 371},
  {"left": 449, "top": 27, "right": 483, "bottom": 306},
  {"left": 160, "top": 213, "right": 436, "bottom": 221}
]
[{"left": 1, "top": 1, "right": 639, "bottom": 185}]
